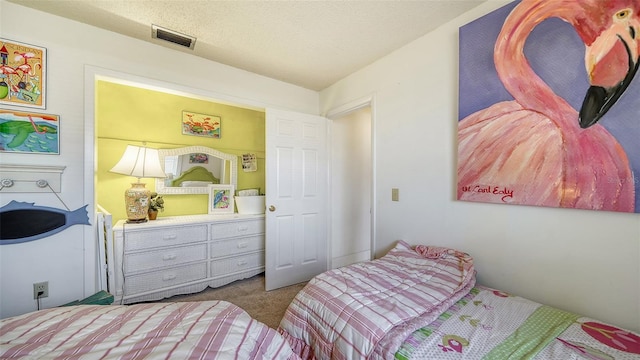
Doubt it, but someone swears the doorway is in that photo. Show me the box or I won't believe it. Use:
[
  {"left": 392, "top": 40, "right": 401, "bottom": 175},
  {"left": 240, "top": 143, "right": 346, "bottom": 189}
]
[
  {"left": 328, "top": 102, "right": 374, "bottom": 268},
  {"left": 85, "top": 66, "right": 331, "bottom": 293}
]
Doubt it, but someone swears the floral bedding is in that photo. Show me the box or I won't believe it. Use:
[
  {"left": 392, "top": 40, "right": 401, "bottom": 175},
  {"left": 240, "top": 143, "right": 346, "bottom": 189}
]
[
  {"left": 0, "top": 300, "right": 299, "bottom": 359},
  {"left": 396, "top": 286, "right": 640, "bottom": 360},
  {"left": 278, "top": 240, "right": 476, "bottom": 360}
]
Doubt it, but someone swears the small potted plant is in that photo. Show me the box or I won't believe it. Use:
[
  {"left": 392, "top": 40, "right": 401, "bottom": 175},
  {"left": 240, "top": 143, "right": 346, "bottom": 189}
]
[{"left": 148, "top": 192, "right": 164, "bottom": 220}]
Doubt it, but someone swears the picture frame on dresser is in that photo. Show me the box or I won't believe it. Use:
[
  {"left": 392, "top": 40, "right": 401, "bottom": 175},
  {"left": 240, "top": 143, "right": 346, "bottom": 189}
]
[{"left": 208, "top": 184, "right": 234, "bottom": 214}]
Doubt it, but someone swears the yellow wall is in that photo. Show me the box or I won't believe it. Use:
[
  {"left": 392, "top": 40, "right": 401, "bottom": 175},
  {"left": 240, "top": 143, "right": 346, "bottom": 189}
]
[{"left": 96, "top": 81, "right": 265, "bottom": 222}]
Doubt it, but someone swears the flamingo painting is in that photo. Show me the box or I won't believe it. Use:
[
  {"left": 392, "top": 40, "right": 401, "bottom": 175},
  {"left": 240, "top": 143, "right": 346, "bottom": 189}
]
[{"left": 457, "top": 0, "right": 640, "bottom": 213}]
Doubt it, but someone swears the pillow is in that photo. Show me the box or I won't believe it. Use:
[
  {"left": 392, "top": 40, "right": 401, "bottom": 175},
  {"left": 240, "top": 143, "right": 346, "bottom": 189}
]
[
  {"left": 383, "top": 241, "right": 475, "bottom": 289},
  {"left": 180, "top": 180, "right": 213, "bottom": 187},
  {"left": 415, "top": 244, "right": 474, "bottom": 272}
]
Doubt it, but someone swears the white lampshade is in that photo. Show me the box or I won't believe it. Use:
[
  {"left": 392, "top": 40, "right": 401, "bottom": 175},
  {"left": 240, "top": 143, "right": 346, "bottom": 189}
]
[{"left": 110, "top": 145, "right": 166, "bottom": 180}]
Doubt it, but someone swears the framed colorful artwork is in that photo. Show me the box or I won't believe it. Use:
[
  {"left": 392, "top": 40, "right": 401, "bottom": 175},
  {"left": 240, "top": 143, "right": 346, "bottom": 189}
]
[
  {"left": 0, "top": 38, "right": 47, "bottom": 109},
  {"left": 189, "top": 153, "right": 208, "bottom": 164},
  {"left": 457, "top": 1, "right": 640, "bottom": 213},
  {"left": 208, "top": 184, "right": 234, "bottom": 214},
  {"left": 182, "top": 111, "right": 221, "bottom": 138},
  {"left": 0, "top": 109, "right": 59, "bottom": 154}
]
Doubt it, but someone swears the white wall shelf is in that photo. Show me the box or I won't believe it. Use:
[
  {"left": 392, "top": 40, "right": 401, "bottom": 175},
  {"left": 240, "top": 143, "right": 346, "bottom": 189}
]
[{"left": 0, "top": 164, "right": 66, "bottom": 193}]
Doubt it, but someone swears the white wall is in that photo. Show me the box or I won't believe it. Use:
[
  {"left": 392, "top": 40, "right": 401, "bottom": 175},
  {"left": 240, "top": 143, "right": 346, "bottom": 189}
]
[
  {"left": 320, "top": 1, "right": 640, "bottom": 332},
  {"left": 0, "top": 0, "right": 318, "bottom": 318},
  {"left": 330, "top": 107, "right": 372, "bottom": 268}
]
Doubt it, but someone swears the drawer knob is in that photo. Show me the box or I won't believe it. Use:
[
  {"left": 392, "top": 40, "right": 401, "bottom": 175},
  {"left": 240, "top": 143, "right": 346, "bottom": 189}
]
[
  {"left": 237, "top": 260, "right": 248, "bottom": 266},
  {"left": 237, "top": 226, "right": 249, "bottom": 232},
  {"left": 162, "top": 254, "right": 177, "bottom": 261},
  {"left": 163, "top": 234, "right": 178, "bottom": 240},
  {"left": 237, "top": 242, "right": 248, "bottom": 248},
  {"left": 163, "top": 274, "right": 177, "bottom": 281}
]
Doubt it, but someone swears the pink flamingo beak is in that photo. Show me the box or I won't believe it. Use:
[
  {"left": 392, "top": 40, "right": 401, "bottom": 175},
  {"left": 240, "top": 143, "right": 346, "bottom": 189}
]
[{"left": 579, "top": 23, "right": 639, "bottom": 128}]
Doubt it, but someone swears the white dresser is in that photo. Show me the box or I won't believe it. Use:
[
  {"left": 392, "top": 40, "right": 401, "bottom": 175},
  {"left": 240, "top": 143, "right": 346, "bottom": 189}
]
[{"left": 110, "top": 214, "right": 265, "bottom": 304}]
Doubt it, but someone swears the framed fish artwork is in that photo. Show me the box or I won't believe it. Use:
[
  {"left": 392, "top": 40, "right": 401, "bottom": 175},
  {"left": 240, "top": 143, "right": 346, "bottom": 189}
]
[
  {"left": 0, "top": 38, "right": 47, "bottom": 109},
  {"left": 0, "top": 109, "right": 59, "bottom": 154},
  {"left": 208, "top": 184, "right": 234, "bottom": 214},
  {"left": 182, "top": 111, "right": 221, "bottom": 138},
  {"left": 457, "top": 0, "right": 640, "bottom": 213}
]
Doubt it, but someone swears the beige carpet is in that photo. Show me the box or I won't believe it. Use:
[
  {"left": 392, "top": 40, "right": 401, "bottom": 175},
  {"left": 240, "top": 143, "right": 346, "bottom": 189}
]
[{"left": 158, "top": 273, "right": 307, "bottom": 329}]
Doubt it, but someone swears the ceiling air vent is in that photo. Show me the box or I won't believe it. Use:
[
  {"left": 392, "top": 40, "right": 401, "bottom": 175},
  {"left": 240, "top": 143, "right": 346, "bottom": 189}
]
[{"left": 152, "top": 24, "right": 196, "bottom": 50}]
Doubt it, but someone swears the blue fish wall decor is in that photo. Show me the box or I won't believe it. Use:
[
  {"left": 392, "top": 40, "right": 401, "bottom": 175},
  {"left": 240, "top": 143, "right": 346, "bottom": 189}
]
[{"left": 0, "top": 201, "right": 90, "bottom": 245}]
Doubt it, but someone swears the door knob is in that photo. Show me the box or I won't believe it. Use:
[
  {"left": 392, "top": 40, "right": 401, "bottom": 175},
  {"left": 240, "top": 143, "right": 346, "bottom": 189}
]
[{"left": 269, "top": 205, "right": 276, "bottom": 212}]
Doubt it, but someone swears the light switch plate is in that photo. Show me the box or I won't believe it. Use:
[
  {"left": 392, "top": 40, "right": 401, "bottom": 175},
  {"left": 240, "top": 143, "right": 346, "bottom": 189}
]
[{"left": 392, "top": 188, "right": 399, "bottom": 201}]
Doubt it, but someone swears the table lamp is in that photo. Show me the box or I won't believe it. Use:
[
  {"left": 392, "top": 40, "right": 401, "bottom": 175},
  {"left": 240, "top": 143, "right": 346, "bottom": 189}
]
[{"left": 110, "top": 145, "right": 166, "bottom": 223}]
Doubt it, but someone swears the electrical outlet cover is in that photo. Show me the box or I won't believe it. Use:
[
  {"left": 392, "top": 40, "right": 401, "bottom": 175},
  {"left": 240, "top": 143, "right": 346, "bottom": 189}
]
[{"left": 33, "top": 281, "right": 49, "bottom": 299}]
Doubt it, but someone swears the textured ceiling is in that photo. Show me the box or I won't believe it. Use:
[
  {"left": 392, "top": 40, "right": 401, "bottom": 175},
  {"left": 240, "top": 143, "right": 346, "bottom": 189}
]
[{"left": 8, "top": 0, "right": 486, "bottom": 91}]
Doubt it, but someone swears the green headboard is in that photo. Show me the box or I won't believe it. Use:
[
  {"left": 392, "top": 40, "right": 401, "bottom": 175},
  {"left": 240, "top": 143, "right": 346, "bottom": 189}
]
[{"left": 171, "top": 166, "right": 220, "bottom": 187}]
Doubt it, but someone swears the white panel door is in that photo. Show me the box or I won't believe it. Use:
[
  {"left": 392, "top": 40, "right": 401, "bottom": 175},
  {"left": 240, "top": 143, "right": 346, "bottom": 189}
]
[{"left": 265, "top": 108, "right": 328, "bottom": 290}]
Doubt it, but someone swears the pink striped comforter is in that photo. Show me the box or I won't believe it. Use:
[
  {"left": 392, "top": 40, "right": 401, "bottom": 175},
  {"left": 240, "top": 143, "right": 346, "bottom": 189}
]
[
  {"left": 278, "top": 240, "right": 476, "bottom": 360},
  {"left": 0, "top": 301, "right": 299, "bottom": 359}
]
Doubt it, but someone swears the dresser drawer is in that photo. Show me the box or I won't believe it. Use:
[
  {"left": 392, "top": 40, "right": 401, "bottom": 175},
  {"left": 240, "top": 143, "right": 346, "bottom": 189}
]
[
  {"left": 210, "top": 235, "right": 264, "bottom": 259},
  {"left": 210, "top": 219, "right": 264, "bottom": 240},
  {"left": 124, "top": 262, "right": 207, "bottom": 295},
  {"left": 210, "top": 251, "right": 264, "bottom": 276},
  {"left": 124, "top": 225, "right": 208, "bottom": 251},
  {"left": 124, "top": 243, "right": 207, "bottom": 273}
]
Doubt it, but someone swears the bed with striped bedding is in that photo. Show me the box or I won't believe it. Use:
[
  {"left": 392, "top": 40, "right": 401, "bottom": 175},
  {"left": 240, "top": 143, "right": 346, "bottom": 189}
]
[
  {"left": 278, "top": 239, "right": 640, "bottom": 360},
  {"left": 0, "top": 300, "right": 299, "bottom": 359},
  {"left": 278, "top": 240, "right": 475, "bottom": 360}
]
